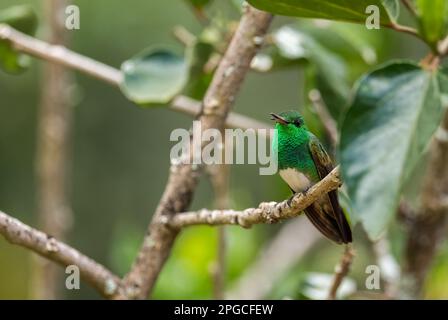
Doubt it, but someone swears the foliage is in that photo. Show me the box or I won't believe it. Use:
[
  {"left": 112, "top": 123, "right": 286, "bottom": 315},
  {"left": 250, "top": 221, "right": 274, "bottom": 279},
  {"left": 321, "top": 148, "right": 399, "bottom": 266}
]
[
  {"left": 341, "top": 62, "right": 446, "bottom": 239},
  {"left": 120, "top": 47, "right": 189, "bottom": 105},
  {"left": 247, "top": 0, "right": 398, "bottom": 24},
  {"left": 0, "top": 5, "right": 37, "bottom": 73}
]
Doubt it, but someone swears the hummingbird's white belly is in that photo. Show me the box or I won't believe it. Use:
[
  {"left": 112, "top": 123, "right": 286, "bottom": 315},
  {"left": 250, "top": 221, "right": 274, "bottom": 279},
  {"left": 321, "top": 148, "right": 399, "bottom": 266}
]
[{"left": 279, "top": 168, "right": 312, "bottom": 193}]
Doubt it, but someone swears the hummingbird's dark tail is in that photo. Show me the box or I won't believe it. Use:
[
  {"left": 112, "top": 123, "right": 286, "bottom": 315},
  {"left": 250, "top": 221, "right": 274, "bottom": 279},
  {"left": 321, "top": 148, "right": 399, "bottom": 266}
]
[{"left": 304, "top": 190, "right": 352, "bottom": 244}]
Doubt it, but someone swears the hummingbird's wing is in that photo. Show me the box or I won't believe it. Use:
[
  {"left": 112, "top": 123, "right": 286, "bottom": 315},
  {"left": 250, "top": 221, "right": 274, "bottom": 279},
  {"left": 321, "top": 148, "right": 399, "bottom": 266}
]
[{"left": 306, "top": 135, "right": 352, "bottom": 244}]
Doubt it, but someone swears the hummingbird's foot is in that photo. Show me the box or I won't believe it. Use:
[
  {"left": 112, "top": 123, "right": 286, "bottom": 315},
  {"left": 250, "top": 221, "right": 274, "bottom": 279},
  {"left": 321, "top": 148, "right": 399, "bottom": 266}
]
[
  {"left": 287, "top": 193, "right": 298, "bottom": 207},
  {"left": 301, "top": 186, "right": 311, "bottom": 196}
]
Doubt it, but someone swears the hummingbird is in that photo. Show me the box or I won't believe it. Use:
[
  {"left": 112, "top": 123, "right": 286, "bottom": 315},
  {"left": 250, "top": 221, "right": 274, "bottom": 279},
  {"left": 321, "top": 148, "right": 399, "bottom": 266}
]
[{"left": 270, "top": 110, "right": 352, "bottom": 244}]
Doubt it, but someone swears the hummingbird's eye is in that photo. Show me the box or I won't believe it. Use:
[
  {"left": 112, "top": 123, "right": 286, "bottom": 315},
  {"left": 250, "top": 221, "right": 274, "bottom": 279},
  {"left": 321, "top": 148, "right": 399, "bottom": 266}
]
[{"left": 293, "top": 119, "right": 302, "bottom": 127}]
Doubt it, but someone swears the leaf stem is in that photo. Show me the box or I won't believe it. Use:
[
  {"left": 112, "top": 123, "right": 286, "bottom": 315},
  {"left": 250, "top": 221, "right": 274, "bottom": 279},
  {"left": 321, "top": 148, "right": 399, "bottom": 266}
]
[
  {"left": 401, "top": 0, "right": 418, "bottom": 18},
  {"left": 388, "top": 22, "right": 420, "bottom": 39}
]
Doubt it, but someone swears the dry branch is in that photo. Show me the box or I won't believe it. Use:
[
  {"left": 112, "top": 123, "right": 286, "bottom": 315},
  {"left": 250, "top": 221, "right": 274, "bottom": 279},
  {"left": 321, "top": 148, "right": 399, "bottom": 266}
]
[
  {"left": 327, "top": 245, "right": 355, "bottom": 300},
  {"left": 308, "top": 89, "right": 338, "bottom": 146},
  {"left": 207, "top": 161, "right": 231, "bottom": 299},
  {"left": 0, "top": 211, "right": 121, "bottom": 298},
  {"left": 400, "top": 112, "right": 448, "bottom": 299}
]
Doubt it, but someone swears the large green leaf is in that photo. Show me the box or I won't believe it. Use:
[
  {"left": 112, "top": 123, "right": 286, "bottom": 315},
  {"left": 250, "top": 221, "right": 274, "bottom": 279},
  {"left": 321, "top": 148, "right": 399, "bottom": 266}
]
[
  {"left": 416, "top": 0, "right": 448, "bottom": 47},
  {"left": 120, "top": 47, "right": 189, "bottom": 106},
  {"left": 0, "top": 5, "right": 37, "bottom": 73},
  {"left": 340, "top": 62, "right": 445, "bottom": 239},
  {"left": 247, "top": 0, "right": 398, "bottom": 25}
]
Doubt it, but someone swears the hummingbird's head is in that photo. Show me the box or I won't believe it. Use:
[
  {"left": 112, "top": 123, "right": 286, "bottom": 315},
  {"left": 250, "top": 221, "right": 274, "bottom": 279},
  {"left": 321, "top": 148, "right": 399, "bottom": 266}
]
[{"left": 270, "top": 110, "right": 306, "bottom": 131}]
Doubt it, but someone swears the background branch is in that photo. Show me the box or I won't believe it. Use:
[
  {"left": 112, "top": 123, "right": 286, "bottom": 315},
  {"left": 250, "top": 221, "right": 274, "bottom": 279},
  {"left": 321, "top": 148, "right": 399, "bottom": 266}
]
[
  {"left": 400, "top": 111, "right": 448, "bottom": 299},
  {"left": 207, "top": 160, "right": 230, "bottom": 299},
  {"left": 0, "top": 211, "right": 120, "bottom": 298},
  {"left": 206, "top": 133, "right": 231, "bottom": 299},
  {"left": 308, "top": 89, "right": 338, "bottom": 146},
  {"left": 32, "top": 0, "right": 74, "bottom": 299},
  {"left": 327, "top": 245, "right": 355, "bottom": 300}
]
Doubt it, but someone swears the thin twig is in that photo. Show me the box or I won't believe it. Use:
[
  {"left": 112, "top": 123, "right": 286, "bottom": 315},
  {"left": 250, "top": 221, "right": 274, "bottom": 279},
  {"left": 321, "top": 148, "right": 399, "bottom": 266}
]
[
  {"left": 401, "top": 0, "right": 417, "bottom": 18},
  {"left": 0, "top": 211, "right": 121, "bottom": 298},
  {"left": 400, "top": 111, "right": 448, "bottom": 299},
  {"left": 0, "top": 23, "right": 271, "bottom": 134},
  {"left": 308, "top": 89, "right": 338, "bottom": 146},
  {"left": 388, "top": 23, "right": 420, "bottom": 39},
  {"left": 327, "top": 245, "right": 355, "bottom": 300},
  {"left": 173, "top": 25, "right": 196, "bottom": 47},
  {"left": 207, "top": 139, "right": 231, "bottom": 299}
]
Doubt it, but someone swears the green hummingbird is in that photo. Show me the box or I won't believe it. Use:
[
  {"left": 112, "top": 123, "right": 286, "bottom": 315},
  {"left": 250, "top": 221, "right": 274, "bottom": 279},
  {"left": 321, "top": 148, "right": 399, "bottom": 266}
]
[{"left": 270, "top": 110, "right": 352, "bottom": 244}]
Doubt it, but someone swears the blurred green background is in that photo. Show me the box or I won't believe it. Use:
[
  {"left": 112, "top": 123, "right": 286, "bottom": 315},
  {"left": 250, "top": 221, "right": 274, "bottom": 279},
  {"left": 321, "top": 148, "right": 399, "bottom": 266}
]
[{"left": 0, "top": 0, "right": 447, "bottom": 299}]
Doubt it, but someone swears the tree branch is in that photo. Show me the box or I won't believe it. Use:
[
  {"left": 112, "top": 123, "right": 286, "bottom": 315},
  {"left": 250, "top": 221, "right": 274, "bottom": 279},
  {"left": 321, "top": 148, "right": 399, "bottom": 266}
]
[
  {"left": 117, "top": 5, "right": 273, "bottom": 299},
  {"left": 167, "top": 166, "right": 341, "bottom": 229},
  {"left": 32, "top": 0, "right": 74, "bottom": 299},
  {"left": 0, "top": 23, "right": 121, "bottom": 85},
  {"left": 308, "top": 89, "right": 338, "bottom": 146},
  {"left": 400, "top": 111, "right": 448, "bottom": 299},
  {"left": 327, "top": 245, "right": 355, "bottom": 300},
  {"left": 0, "top": 23, "right": 271, "bottom": 134},
  {"left": 0, "top": 211, "right": 121, "bottom": 298},
  {"left": 207, "top": 161, "right": 230, "bottom": 299}
]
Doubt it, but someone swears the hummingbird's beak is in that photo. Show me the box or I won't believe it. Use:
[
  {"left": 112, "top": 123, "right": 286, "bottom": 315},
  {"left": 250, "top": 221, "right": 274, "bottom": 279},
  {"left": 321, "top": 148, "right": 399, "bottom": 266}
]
[{"left": 270, "top": 113, "right": 288, "bottom": 125}]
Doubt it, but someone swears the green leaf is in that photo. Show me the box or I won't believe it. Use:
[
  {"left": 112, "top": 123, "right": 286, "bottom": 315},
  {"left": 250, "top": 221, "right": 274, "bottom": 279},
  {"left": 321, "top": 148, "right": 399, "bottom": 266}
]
[
  {"left": 340, "top": 62, "right": 445, "bottom": 239},
  {"left": 247, "top": 0, "right": 397, "bottom": 25},
  {"left": 120, "top": 47, "right": 189, "bottom": 106},
  {"left": 382, "top": 0, "right": 400, "bottom": 21},
  {"left": 416, "top": 0, "right": 448, "bottom": 47},
  {"left": 0, "top": 5, "right": 37, "bottom": 73}
]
